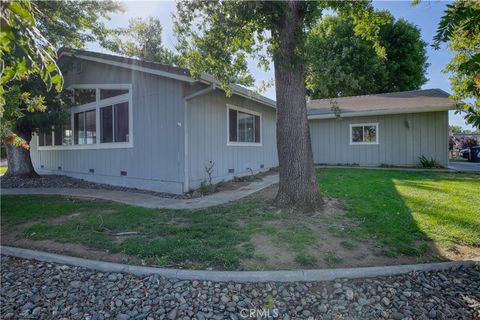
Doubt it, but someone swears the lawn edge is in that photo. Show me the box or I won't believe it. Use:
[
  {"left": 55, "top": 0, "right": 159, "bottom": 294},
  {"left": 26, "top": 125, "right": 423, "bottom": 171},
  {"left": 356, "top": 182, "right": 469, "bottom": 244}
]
[{"left": 2, "top": 245, "right": 478, "bottom": 283}]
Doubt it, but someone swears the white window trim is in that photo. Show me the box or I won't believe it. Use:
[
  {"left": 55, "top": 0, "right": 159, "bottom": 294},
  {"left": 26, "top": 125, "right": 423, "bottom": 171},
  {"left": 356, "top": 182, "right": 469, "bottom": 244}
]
[
  {"left": 226, "top": 104, "right": 262, "bottom": 147},
  {"left": 38, "top": 84, "right": 133, "bottom": 150},
  {"left": 349, "top": 122, "right": 379, "bottom": 145}
]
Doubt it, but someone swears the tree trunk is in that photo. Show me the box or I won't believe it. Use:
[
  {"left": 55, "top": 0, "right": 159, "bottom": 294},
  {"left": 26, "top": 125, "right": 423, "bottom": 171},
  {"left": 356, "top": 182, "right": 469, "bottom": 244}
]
[
  {"left": 272, "top": 1, "right": 322, "bottom": 212},
  {"left": 5, "top": 127, "right": 38, "bottom": 177}
]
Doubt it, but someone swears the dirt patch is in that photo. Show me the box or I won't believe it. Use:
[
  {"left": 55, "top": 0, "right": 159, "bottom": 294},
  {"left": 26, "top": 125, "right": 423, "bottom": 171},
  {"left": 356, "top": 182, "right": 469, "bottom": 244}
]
[
  {"left": 239, "top": 184, "right": 476, "bottom": 270},
  {"left": 2, "top": 238, "right": 144, "bottom": 265},
  {"left": 48, "top": 212, "right": 82, "bottom": 225}
]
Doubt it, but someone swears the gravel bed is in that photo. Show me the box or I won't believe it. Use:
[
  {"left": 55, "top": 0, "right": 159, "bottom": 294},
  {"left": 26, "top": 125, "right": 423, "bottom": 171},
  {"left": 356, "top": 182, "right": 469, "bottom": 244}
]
[
  {"left": 1, "top": 256, "right": 479, "bottom": 320},
  {"left": 0, "top": 175, "right": 190, "bottom": 199}
]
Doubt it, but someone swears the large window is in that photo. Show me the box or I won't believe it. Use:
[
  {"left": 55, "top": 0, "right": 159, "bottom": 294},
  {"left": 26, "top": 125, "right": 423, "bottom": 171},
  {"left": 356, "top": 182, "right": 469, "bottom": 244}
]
[
  {"left": 228, "top": 105, "right": 261, "bottom": 145},
  {"left": 350, "top": 123, "right": 378, "bottom": 145},
  {"left": 100, "top": 102, "right": 129, "bottom": 143},
  {"left": 74, "top": 110, "right": 96, "bottom": 144},
  {"left": 38, "top": 85, "right": 132, "bottom": 149}
]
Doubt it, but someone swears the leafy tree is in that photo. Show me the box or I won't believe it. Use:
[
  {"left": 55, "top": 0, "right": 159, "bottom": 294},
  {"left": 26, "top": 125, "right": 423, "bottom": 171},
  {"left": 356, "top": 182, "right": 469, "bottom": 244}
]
[
  {"left": 449, "top": 125, "right": 463, "bottom": 134},
  {"left": 1, "top": 1, "right": 63, "bottom": 175},
  {"left": 103, "top": 17, "right": 179, "bottom": 65},
  {"left": 174, "top": 1, "right": 389, "bottom": 210},
  {"left": 2, "top": 1, "right": 122, "bottom": 176},
  {"left": 306, "top": 14, "right": 428, "bottom": 99},
  {"left": 433, "top": 0, "right": 480, "bottom": 128}
]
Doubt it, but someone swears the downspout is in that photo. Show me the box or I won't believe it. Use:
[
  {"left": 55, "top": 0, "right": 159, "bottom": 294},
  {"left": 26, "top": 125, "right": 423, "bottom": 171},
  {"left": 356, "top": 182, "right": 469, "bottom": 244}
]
[{"left": 182, "top": 83, "right": 216, "bottom": 193}]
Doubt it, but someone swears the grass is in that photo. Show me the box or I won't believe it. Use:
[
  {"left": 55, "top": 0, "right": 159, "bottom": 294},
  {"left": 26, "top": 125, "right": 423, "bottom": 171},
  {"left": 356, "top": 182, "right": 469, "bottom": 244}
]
[
  {"left": 318, "top": 168, "right": 480, "bottom": 255},
  {"left": 1, "top": 168, "right": 479, "bottom": 269},
  {"left": 1, "top": 195, "right": 279, "bottom": 269},
  {"left": 0, "top": 166, "right": 7, "bottom": 175}
]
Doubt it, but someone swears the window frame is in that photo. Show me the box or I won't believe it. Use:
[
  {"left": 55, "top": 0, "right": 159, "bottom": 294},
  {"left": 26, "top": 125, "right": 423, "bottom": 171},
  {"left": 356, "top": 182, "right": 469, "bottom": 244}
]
[
  {"left": 226, "top": 104, "right": 262, "bottom": 147},
  {"left": 37, "top": 84, "right": 133, "bottom": 150},
  {"left": 349, "top": 122, "right": 379, "bottom": 145}
]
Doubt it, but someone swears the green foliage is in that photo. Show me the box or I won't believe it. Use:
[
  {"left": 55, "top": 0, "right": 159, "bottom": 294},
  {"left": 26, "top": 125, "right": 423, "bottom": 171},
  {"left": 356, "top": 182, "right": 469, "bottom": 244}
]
[
  {"left": 306, "top": 14, "right": 428, "bottom": 99},
  {"left": 418, "top": 155, "right": 439, "bottom": 168},
  {"left": 103, "top": 17, "right": 179, "bottom": 65},
  {"left": 174, "top": 1, "right": 389, "bottom": 94},
  {"left": 433, "top": 0, "right": 480, "bottom": 128},
  {"left": 449, "top": 125, "right": 463, "bottom": 134},
  {"left": 1, "top": 1, "right": 122, "bottom": 152},
  {"left": 0, "top": 1, "right": 63, "bottom": 146}
]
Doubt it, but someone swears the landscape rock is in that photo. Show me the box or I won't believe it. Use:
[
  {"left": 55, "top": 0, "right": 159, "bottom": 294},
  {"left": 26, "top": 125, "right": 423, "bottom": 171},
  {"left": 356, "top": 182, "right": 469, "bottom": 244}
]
[{"left": 0, "top": 255, "right": 479, "bottom": 320}]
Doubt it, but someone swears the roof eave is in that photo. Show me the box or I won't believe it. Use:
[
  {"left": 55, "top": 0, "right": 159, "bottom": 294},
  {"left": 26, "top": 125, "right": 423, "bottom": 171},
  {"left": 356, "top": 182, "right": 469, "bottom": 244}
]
[
  {"left": 59, "top": 50, "right": 276, "bottom": 109},
  {"left": 308, "top": 104, "right": 456, "bottom": 120}
]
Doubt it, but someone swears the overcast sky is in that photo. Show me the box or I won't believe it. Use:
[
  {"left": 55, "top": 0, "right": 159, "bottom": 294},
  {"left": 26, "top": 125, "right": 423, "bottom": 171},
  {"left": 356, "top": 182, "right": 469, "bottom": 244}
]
[{"left": 87, "top": 0, "right": 474, "bottom": 130}]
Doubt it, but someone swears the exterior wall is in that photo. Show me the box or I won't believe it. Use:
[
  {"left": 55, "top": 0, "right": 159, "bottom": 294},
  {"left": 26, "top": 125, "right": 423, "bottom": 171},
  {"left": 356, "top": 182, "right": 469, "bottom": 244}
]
[
  {"left": 187, "top": 91, "right": 278, "bottom": 189},
  {"left": 309, "top": 111, "right": 449, "bottom": 167},
  {"left": 30, "top": 59, "right": 186, "bottom": 193}
]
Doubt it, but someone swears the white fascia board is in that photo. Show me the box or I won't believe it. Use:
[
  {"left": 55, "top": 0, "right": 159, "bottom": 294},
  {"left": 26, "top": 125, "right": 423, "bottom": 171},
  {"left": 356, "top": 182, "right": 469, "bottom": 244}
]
[
  {"left": 59, "top": 52, "right": 196, "bottom": 83},
  {"left": 307, "top": 105, "right": 455, "bottom": 120}
]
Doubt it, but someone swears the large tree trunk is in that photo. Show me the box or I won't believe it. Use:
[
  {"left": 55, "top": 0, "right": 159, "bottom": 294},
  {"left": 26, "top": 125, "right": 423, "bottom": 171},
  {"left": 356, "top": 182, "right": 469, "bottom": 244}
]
[
  {"left": 272, "top": 1, "right": 322, "bottom": 211},
  {"left": 5, "top": 127, "right": 38, "bottom": 177}
]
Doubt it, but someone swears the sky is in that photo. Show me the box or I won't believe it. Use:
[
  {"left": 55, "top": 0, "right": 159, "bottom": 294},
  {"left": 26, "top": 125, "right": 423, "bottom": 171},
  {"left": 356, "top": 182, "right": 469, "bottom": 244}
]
[{"left": 87, "top": 0, "right": 474, "bottom": 130}]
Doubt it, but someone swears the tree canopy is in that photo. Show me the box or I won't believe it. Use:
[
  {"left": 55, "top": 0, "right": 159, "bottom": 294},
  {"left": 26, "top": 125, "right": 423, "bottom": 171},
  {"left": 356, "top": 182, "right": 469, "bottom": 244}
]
[
  {"left": 174, "top": 1, "right": 389, "bottom": 210},
  {"left": 103, "top": 17, "right": 178, "bottom": 65},
  {"left": 305, "top": 14, "right": 428, "bottom": 99},
  {"left": 1, "top": 0, "right": 122, "bottom": 176},
  {"left": 433, "top": 0, "right": 480, "bottom": 128}
]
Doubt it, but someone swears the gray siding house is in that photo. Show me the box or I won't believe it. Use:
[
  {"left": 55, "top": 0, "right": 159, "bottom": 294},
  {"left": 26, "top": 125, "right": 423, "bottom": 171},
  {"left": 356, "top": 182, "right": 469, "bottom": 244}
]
[
  {"left": 30, "top": 49, "right": 455, "bottom": 194},
  {"left": 30, "top": 49, "right": 278, "bottom": 194},
  {"left": 307, "top": 89, "right": 456, "bottom": 167}
]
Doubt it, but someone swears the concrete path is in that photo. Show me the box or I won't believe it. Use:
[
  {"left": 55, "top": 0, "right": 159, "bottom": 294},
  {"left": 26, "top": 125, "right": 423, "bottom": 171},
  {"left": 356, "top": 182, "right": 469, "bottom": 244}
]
[
  {"left": 448, "top": 161, "right": 480, "bottom": 173},
  {"left": 1, "top": 174, "right": 278, "bottom": 209}
]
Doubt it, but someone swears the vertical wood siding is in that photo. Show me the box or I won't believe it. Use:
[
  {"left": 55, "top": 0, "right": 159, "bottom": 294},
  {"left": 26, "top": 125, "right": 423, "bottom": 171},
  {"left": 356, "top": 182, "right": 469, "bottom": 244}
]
[
  {"left": 187, "top": 91, "right": 278, "bottom": 189},
  {"left": 309, "top": 111, "right": 449, "bottom": 167},
  {"left": 30, "top": 59, "right": 186, "bottom": 193}
]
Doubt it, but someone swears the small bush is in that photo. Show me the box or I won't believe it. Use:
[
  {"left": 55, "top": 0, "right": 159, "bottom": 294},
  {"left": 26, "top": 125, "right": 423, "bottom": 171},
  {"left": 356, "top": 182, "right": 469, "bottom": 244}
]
[
  {"left": 199, "top": 180, "right": 217, "bottom": 195},
  {"left": 418, "top": 155, "right": 439, "bottom": 168},
  {"left": 295, "top": 252, "right": 317, "bottom": 267}
]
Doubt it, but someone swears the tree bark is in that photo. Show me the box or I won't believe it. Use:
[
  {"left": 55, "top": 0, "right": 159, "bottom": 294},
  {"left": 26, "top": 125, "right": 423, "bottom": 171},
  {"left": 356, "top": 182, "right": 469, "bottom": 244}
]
[
  {"left": 272, "top": 1, "right": 322, "bottom": 211},
  {"left": 5, "top": 127, "right": 38, "bottom": 177}
]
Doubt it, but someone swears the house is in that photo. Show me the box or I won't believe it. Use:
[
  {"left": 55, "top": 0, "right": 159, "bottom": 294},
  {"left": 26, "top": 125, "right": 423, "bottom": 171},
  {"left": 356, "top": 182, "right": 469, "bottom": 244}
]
[
  {"left": 30, "top": 48, "right": 456, "bottom": 194},
  {"left": 307, "top": 89, "right": 456, "bottom": 167},
  {"left": 30, "top": 48, "right": 278, "bottom": 194}
]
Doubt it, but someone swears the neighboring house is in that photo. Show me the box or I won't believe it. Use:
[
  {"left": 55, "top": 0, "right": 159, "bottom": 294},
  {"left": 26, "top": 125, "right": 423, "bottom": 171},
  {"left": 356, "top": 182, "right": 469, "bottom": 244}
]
[
  {"left": 307, "top": 89, "right": 456, "bottom": 167},
  {"left": 29, "top": 48, "right": 456, "bottom": 194},
  {"left": 30, "top": 48, "right": 278, "bottom": 194}
]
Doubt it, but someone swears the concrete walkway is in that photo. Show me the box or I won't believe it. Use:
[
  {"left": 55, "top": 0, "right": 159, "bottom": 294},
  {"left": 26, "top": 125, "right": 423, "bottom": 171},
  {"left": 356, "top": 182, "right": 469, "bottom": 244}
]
[
  {"left": 448, "top": 161, "right": 480, "bottom": 173},
  {"left": 1, "top": 174, "right": 278, "bottom": 209}
]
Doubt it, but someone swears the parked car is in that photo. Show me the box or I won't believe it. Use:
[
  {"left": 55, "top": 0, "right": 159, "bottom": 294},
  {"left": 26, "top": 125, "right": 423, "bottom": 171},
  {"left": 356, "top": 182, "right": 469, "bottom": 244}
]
[
  {"left": 469, "top": 146, "right": 480, "bottom": 162},
  {"left": 459, "top": 148, "right": 470, "bottom": 159}
]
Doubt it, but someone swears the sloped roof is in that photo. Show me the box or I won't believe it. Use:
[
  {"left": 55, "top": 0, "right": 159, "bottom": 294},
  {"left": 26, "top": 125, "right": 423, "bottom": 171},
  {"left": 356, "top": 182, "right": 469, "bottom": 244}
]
[
  {"left": 308, "top": 89, "right": 457, "bottom": 119},
  {"left": 58, "top": 48, "right": 276, "bottom": 108}
]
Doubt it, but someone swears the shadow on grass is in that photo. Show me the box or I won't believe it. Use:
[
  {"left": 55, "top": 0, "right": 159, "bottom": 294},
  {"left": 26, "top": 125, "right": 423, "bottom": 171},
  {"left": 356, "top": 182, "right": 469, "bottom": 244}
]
[{"left": 317, "top": 168, "right": 480, "bottom": 259}]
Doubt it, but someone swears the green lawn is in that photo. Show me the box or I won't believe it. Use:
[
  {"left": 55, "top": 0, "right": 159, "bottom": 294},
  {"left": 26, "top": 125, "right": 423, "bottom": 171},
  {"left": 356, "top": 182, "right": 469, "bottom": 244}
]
[
  {"left": 1, "top": 168, "right": 479, "bottom": 269},
  {"left": 0, "top": 166, "right": 7, "bottom": 175},
  {"left": 318, "top": 168, "right": 480, "bottom": 255}
]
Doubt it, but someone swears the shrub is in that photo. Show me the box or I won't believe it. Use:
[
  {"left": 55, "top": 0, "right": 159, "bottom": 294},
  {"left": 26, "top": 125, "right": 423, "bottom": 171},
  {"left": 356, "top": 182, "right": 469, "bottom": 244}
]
[{"left": 418, "top": 155, "right": 439, "bottom": 168}]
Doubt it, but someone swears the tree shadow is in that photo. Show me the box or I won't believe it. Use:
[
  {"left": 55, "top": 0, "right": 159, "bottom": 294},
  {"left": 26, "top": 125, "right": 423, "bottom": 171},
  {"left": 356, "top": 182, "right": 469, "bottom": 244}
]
[{"left": 317, "top": 168, "right": 480, "bottom": 261}]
